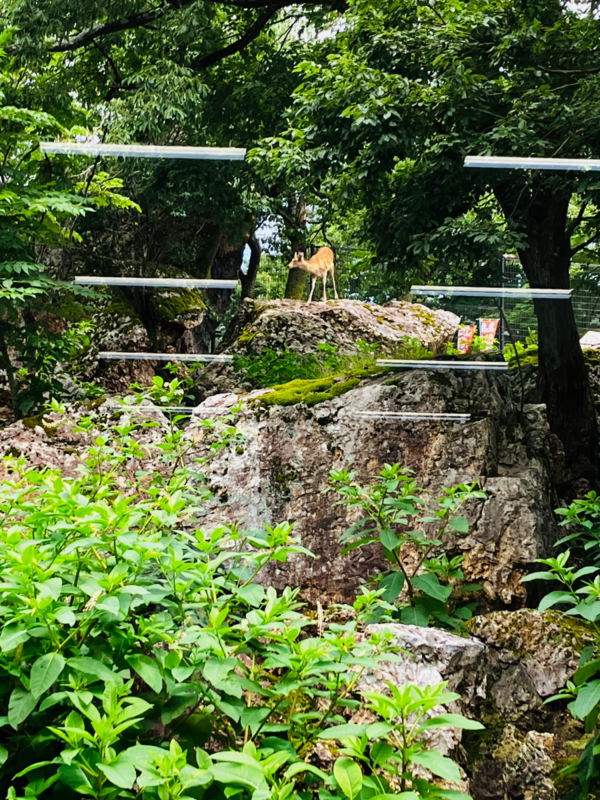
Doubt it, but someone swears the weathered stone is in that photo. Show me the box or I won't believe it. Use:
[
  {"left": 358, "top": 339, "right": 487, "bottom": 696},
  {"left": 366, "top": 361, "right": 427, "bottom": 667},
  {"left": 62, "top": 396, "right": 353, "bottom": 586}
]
[
  {"left": 188, "top": 368, "right": 558, "bottom": 607},
  {"left": 469, "top": 725, "right": 556, "bottom": 800},
  {"left": 194, "top": 298, "right": 461, "bottom": 401}
]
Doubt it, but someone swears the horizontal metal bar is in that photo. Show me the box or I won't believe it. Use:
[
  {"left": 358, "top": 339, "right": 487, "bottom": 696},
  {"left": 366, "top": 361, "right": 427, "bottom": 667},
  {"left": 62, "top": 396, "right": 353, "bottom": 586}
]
[
  {"left": 99, "top": 352, "right": 233, "bottom": 363},
  {"left": 411, "top": 284, "right": 572, "bottom": 300},
  {"left": 40, "top": 142, "right": 246, "bottom": 160},
  {"left": 465, "top": 155, "right": 600, "bottom": 172},
  {"left": 377, "top": 359, "right": 508, "bottom": 371},
  {"left": 354, "top": 411, "right": 471, "bottom": 422},
  {"left": 75, "top": 276, "right": 239, "bottom": 289},
  {"left": 117, "top": 405, "right": 195, "bottom": 414}
]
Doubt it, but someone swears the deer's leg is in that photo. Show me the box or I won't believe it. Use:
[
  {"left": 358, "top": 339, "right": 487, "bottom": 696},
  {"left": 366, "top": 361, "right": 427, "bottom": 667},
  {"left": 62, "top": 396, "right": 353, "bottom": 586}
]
[
  {"left": 307, "top": 274, "right": 316, "bottom": 302},
  {"left": 330, "top": 266, "right": 339, "bottom": 300},
  {"left": 321, "top": 273, "right": 327, "bottom": 302}
]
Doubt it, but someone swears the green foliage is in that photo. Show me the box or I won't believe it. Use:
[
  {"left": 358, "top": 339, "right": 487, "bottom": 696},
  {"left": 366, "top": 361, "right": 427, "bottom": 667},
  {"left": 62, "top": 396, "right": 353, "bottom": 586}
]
[
  {"left": 446, "top": 335, "right": 498, "bottom": 359},
  {"left": 522, "top": 488, "right": 600, "bottom": 799},
  {"left": 2, "top": 404, "right": 464, "bottom": 799},
  {"left": 328, "top": 465, "right": 486, "bottom": 629},
  {"left": 319, "top": 681, "right": 483, "bottom": 798},
  {"left": 503, "top": 331, "right": 538, "bottom": 369},
  {"left": 0, "top": 36, "right": 140, "bottom": 416},
  {"left": 235, "top": 339, "right": 431, "bottom": 392},
  {"left": 234, "top": 341, "right": 379, "bottom": 389}
]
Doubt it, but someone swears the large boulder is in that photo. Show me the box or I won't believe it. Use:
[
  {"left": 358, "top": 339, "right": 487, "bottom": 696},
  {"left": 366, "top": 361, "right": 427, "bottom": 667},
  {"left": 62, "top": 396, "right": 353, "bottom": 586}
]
[
  {"left": 188, "top": 368, "right": 559, "bottom": 608},
  {"left": 194, "top": 298, "right": 460, "bottom": 400},
  {"left": 357, "top": 612, "right": 594, "bottom": 800}
]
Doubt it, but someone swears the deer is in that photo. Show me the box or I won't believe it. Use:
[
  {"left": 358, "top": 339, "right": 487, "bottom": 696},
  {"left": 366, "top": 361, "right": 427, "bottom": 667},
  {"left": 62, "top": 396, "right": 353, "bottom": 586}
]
[{"left": 287, "top": 246, "right": 339, "bottom": 303}]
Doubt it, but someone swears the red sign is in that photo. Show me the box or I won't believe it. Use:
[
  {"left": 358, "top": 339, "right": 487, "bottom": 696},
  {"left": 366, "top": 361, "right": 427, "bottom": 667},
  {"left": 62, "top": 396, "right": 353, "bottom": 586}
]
[{"left": 479, "top": 318, "right": 499, "bottom": 350}]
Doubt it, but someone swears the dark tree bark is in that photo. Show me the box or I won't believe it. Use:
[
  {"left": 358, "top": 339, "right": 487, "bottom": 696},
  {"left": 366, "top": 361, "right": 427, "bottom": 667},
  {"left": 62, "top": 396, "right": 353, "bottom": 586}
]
[
  {"left": 283, "top": 196, "right": 308, "bottom": 299},
  {"left": 495, "top": 181, "right": 598, "bottom": 483},
  {"left": 240, "top": 232, "right": 261, "bottom": 298}
]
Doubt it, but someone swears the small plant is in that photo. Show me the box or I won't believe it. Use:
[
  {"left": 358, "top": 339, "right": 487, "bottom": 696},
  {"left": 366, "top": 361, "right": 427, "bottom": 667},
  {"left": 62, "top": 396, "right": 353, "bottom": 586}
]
[
  {"left": 328, "top": 465, "right": 486, "bottom": 629},
  {"left": 503, "top": 330, "right": 538, "bottom": 367},
  {"left": 319, "top": 681, "right": 483, "bottom": 798},
  {"left": 523, "top": 484, "right": 600, "bottom": 799}
]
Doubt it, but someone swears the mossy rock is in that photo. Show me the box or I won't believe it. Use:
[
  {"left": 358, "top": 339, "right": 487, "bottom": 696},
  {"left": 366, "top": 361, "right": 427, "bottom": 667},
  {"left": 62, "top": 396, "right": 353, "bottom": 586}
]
[
  {"left": 154, "top": 290, "right": 206, "bottom": 321},
  {"left": 258, "top": 375, "right": 360, "bottom": 408},
  {"left": 238, "top": 329, "right": 257, "bottom": 344},
  {"left": 22, "top": 414, "right": 62, "bottom": 437}
]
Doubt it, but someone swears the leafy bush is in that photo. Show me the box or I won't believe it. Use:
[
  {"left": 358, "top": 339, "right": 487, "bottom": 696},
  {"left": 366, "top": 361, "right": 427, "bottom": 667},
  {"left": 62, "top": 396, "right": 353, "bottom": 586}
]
[
  {"left": 523, "top": 491, "right": 600, "bottom": 799},
  {"left": 503, "top": 331, "right": 538, "bottom": 368},
  {"left": 0, "top": 406, "right": 480, "bottom": 799},
  {"left": 329, "top": 465, "right": 486, "bottom": 629}
]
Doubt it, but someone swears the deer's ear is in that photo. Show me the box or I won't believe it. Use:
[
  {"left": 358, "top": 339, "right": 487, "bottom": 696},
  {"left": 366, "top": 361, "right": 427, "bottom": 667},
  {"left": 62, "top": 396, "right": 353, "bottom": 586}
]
[{"left": 298, "top": 251, "right": 304, "bottom": 259}]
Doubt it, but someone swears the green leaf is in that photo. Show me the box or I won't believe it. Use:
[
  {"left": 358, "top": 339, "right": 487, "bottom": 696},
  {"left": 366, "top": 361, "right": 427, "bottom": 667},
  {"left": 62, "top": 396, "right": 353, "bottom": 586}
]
[
  {"left": 317, "top": 724, "right": 369, "bottom": 739},
  {"left": 0, "top": 624, "right": 30, "bottom": 653},
  {"left": 412, "top": 573, "right": 452, "bottom": 602},
  {"left": 125, "top": 654, "right": 163, "bottom": 693},
  {"left": 411, "top": 750, "right": 461, "bottom": 783},
  {"left": 380, "top": 529, "right": 400, "bottom": 550},
  {"left": 284, "top": 763, "right": 331, "bottom": 782},
  {"left": 569, "top": 680, "right": 600, "bottom": 720},
  {"left": 210, "top": 762, "right": 268, "bottom": 792},
  {"left": 573, "top": 659, "right": 600, "bottom": 687},
  {"left": 538, "top": 591, "right": 576, "bottom": 612},
  {"left": 236, "top": 584, "right": 265, "bottom": 607},
  {"left": 400, "top": 604, "right": 430, "bottom": 627},
  {"left": 57, "top": 764, "right": 92, "bottom": 793},
  {"left": 0, "top": 746, "right": 7, "bottom": 767},
  {"left": 381, "top": 572, "right": 405, "bottom": 602},
  {"left": 98, "top": 758, "right": 137, "bottom": 789},
  {"left": 8, "top": 688, "right": 36, "bottom": 730},
  {"left": 449, "top": 516, "right": 468, "bottom": 534},
  {"left": 334, "top": 758, "right": 363, "bottom": 800},
  {"left": 30, "top": 653, "right": 66, "bottom": 699},
  {"left": 419, "top": 713, "right": 484, "bottom": 731},
  {"left": 68, "top": 657, "right": 122, "bottom": 686}
]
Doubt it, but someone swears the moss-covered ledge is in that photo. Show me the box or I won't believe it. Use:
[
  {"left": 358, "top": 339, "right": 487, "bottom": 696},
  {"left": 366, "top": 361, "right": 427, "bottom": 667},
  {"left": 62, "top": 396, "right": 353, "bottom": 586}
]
[{"left": 256, "top": 375, "right": 360, "bottom": 407}]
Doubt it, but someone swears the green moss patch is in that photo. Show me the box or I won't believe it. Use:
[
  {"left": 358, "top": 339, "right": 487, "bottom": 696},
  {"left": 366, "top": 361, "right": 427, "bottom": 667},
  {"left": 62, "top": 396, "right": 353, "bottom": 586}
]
[{"left": 258, "top": 375, "right": 360, "bottom": 408}]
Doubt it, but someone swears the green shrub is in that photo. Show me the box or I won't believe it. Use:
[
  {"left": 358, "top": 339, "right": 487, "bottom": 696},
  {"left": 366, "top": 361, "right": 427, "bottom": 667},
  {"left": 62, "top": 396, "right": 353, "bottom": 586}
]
[
  {"left": 329, "top": 465, "right": 486, "bottom": 629},
  {"left": 0, "top": 408, "right": 480, "bottom": 799}
]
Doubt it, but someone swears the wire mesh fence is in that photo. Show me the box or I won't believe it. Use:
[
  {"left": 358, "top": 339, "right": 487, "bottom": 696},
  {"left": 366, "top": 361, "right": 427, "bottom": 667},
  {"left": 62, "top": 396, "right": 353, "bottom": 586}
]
[{"left": 501, "top": 257, "right": 600, "bottom": 347}]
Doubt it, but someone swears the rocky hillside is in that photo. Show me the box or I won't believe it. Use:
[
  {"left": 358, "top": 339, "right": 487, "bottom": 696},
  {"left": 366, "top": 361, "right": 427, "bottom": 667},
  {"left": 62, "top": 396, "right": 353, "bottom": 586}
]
[{"left": 0, "top": 298, "right": 590, "bottom": 799}]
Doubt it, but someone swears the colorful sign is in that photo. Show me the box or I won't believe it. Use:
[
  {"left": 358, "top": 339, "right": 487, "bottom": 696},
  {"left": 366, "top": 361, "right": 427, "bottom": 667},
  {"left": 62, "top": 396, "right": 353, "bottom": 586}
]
[
  {"left": 479, "top": 318, "right": 500, "bottom": 350},
  {"left": 457, "top": 325, "right": 477, "bottom": 354}
]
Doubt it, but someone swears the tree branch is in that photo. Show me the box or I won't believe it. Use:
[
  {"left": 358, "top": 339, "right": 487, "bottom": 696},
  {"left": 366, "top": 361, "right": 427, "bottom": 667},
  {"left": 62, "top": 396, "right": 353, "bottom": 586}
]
[
  {"left": 191, "top": 6, "right": 284, "bottom": 71},
  {"left": 567, "top": 200, "right": 589, "bottom": 237},
  {"left": 48, "top": 0, "right": 345, "bottom": 53},
  {"left": 50, "top": 2, "right": 196, "bottom": 52},
  {"left": 571, "top": 229, "right": 600, "bottom": 256}
]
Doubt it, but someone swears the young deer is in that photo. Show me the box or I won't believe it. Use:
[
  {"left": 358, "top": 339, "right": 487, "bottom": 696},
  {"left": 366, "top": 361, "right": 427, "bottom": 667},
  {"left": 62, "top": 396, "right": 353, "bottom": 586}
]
[{"left": 287, "top": 247, "right": 339, "bottom": 303}]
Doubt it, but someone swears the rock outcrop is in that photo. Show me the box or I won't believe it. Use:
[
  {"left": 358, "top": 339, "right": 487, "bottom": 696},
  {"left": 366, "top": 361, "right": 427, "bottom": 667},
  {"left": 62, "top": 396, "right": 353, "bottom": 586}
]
[
  {"left": 359, "top": 613, "right": 593, "bottom": 799},
  {"left": 189, "top": 369, "right": 558, "bottom": 607},
  {"left": 195, "top": 298, "right": 460, "bottom": 400}
]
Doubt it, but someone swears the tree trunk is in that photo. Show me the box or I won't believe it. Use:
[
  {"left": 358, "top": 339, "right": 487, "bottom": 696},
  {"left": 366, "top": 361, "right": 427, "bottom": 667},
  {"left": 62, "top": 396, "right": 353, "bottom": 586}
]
[
  {"left": 284, "top": 266, "right": 307, "bottom": 299},
  {"left": 282, "top": 196, "right": 308, "bottom": 299},
  {"left": 240, "top": 232, "right": 261, "bottom": 299},
  {"left": 501, "top": 186, "right": 598, "bottom": 484}
]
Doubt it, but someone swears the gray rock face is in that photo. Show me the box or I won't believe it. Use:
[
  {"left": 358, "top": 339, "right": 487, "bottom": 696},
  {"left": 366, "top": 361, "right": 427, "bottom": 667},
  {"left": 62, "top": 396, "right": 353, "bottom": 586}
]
[
  {"left": 357, "top": 613, "right": 592, "bottom": 799},
  {"left": 189, "top": 370, "right": 558, "bottom": 607}
]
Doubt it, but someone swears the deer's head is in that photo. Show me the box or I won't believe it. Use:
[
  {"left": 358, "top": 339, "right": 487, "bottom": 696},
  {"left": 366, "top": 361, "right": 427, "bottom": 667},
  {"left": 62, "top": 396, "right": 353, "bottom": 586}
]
[{"left": 287, "top": 252, "right": 308, "bottom": 270}]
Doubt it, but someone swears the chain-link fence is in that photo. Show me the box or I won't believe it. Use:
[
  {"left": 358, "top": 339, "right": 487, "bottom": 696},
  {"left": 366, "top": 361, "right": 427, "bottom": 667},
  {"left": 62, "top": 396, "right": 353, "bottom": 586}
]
[{"left": 501, "top": 256, "right": 600, "bottom": 347}]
